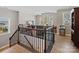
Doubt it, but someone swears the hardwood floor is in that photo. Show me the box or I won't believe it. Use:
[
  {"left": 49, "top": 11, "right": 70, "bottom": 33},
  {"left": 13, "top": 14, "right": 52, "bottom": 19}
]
[
  {"left": 0, "top": 44, "right": 31, "bottom": 53},
  {"left": 0, "top": 34, "right": 79, "bottom": 53},
  {"left": 51, "top": 34, "right": 79, "bottom": 53}
]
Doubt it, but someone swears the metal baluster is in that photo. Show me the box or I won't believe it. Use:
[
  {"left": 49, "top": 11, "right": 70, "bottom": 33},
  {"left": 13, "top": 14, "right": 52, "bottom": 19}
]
[
  {"left": 9, "top": 38, "right": 11, "bottom": 47},
  {"left": 39, "top": 30, "right": 41, "bottom": 53},
  {"left": 18, "top": 26, "right": 20, "bottom": 44},
  {"left": 38, "top": 30, "right": 40, "bottom": 51},
  {"left": 41, "top": 30, "right": 44, "bottom": 52},
  {"left": 34, "top": 29, "right": 36, "bottom": 50},
  {"left": 36, "top": 30, "right": 38, "bottom": 51},
  {"left": 33, "top": 29, "right": 34, "bottom": 49},
  {"left": 44, "top": 27, "right": 46, "bottom": 53}
]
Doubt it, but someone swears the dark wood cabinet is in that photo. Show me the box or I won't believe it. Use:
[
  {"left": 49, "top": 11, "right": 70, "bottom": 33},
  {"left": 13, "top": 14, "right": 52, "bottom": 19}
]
[{"left": 71, "top": 8, "right": 79, "bottom": 48}]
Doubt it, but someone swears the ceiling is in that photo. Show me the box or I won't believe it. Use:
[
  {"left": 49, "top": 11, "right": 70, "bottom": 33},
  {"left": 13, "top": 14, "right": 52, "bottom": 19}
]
[{"left": 2, "top": 6, "right": 75, "bottom": 15}]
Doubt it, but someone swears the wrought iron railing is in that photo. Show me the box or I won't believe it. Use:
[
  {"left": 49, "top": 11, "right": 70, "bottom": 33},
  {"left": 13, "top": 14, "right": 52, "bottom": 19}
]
[{"left": 9, "top": 25, "right": 55, "bottom": 53}]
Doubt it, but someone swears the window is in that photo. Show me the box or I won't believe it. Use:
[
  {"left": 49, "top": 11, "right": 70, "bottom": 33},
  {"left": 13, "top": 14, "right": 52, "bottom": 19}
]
[{"left": 0, "top": 17, "right": 10, "bottom": 35}]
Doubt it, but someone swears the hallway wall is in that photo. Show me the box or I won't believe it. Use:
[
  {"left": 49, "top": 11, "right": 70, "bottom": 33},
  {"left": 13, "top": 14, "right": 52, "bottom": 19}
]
[
  {"left": 35, "top": 13, "right": 57, "bottom": 26},
  {"left": 19, "top": 12, "right": 35, "bottom": 25},
  {"left": 0, "top": 7, "right": 19, "bottom": 47},
  {"left": 18, "top": 8, "right": 72, "bottom": 35},
  {"left": 56, "top": 9, "right": 71, "bottom": 35}
]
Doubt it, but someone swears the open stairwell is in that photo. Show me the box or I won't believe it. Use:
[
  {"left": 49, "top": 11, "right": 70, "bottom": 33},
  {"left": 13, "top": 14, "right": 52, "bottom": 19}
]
[{"left": 8, "top": 25, "right": 55, "bottom": 53}]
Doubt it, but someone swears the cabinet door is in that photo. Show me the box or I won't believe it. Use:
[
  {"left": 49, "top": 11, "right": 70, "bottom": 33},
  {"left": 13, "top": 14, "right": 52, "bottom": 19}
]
[
  {"left": 75, "top": 8, "right": 79, "bottom": 36},
  {"left": 75, "top": 8, "right": 79, "bottom": 26},
  {"left": 74, "top": 8, "right": 79, "bottom": 46}
]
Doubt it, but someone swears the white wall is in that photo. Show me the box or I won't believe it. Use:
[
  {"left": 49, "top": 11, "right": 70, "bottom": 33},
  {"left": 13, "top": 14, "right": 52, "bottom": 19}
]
[
  {"left": 19, "top": 12, "right": 58, "bottom": 26},
  {"left": 57, "top": 9, "right": 71, "bottom": 35},
  {"left": 35, "top": 13, "right": 57, "bottom": 26},
  {"left": 18, "top": 8, "right": 72, "bottom": 35},
  {"left": 19, "top": 12, "right": 35, "bottom": 25},
  {"left": 0, "top": 7, "right": 19, "bottom": 47}
]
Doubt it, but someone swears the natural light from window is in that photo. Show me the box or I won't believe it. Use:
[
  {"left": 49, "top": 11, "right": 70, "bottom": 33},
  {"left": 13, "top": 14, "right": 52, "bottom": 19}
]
[{"left": 0, "top": 17, "right": 10, "bottom": 35}]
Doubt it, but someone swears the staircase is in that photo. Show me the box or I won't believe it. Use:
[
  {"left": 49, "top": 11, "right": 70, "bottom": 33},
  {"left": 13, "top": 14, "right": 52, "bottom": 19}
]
[{"left": 9, "top": 25, "right": 55, "bottom": 53}]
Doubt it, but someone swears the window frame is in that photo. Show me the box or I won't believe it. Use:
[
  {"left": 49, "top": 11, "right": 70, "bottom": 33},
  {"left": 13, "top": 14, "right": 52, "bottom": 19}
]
[{"left": 0, "top": 17, "right": 10, "bottom": 36}]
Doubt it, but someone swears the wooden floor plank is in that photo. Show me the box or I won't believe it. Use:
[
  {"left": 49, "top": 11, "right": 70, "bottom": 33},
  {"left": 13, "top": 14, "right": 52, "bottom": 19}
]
[
  {"left": 0, "top": 44, "right": 31, "bottom": 53},
  {"left": 51, "top": 34, "right": 79, "bottom": 53},
  {"left": 0, "top": 34, "right": 79, "bottom": 53}
]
